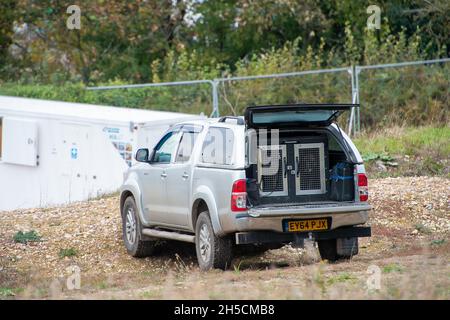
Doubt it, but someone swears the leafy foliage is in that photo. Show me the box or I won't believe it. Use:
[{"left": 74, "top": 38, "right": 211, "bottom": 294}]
[
  {"left": 13, "top": 230, "right": 42, "bottom": 244},
  {"left": 0, "top": 1, "right": 448, "bottom": 129}
]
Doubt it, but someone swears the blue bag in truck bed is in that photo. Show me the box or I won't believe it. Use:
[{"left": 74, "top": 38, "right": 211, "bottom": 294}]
[{"left": 330, "top": 162, "right": 354, "bottom": 201}]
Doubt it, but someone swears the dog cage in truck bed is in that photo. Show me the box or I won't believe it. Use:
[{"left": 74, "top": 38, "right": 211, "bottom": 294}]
[{"left": 245, "top": 103, "right": 357, "bottom": 205}]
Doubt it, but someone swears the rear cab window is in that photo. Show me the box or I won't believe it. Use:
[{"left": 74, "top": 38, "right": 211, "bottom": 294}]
[
  {"left": 174, "top": 125, "right": 203, "bottom": 163},
  {"left": 201, "top": 127, "right": 235, "bottom": 166}
]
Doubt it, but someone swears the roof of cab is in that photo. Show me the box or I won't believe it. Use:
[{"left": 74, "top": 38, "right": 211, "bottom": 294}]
[{"left": 176, "top": 116, "right": 245, "bottom": 126}]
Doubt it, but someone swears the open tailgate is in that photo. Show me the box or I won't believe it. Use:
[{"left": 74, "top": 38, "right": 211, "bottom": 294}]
[{"left": 245, "top": 103, "right": 358, "bottom": 129}]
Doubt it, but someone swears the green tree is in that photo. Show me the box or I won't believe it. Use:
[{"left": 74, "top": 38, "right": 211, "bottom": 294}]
[{"left": 0, "top": 0, "right": 17, "bottom": 68}]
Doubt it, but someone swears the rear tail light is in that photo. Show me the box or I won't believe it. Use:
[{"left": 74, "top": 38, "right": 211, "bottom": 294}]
[
  {"left": 358, "top": 173, "right": 368, "bottom": 202},
  {"left": 231, "top": 179, "right": 247, "bottom": 212}
]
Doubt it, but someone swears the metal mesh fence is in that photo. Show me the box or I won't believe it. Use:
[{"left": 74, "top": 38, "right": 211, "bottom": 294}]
[
  {"left": 217, "top": 69, "right": 352, "bottom": 117},
  {"left": 87, "top": 58, "right": 450, "bottom": 135},
  {"left": 357, "top": 62, "right": 450, "bottom": 130},
  {"left": 87, "top": 81, "right": 214, "bottom": 116}
]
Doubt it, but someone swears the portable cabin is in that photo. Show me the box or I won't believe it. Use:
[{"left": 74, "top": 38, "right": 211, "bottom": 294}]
[{"left": 0, "top": 96, "right": 205, "bottom": 211}]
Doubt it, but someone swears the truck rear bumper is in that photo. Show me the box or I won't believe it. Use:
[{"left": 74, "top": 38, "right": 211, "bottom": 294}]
[
  {"left": 235, "top": 226, "right": 371, "bottom": 245},
  {"left": 220, "top": 210, "right": 369, "bottom": 234}
]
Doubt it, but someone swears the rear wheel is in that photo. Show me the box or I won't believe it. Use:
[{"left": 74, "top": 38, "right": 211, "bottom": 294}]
[
  {"left": 318, "top": 238, "right": 358, "bottom": 262},
  {"left": 195, "top": 211, "right": 232, "bottom": 271},
  {"left": 318, "top": 239, "right": 338, "bottom": 262},
  {"left": 122, "top": 196, "right": 156, "bottom": 257}
]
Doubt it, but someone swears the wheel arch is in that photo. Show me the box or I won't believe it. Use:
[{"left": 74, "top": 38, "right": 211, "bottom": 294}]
[
  {"left": 191, "top": 198, "right": 209, "bottom": 230},
  {"left": 120, "top": 190, "right": 135, "bottom": 213},
  {"left": 191, "top": 188, "right": 223, "bottom": 236},
  {"left": 119, "top": 183, "right": 149, "bottom": 226}
]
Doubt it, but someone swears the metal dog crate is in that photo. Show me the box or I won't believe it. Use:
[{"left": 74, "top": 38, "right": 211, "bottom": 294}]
[
  {"left": 257, "top": 135, "right": 328, "bottom": 200},
  {"left": 294, "top": 143, "right": 326, "bottom": 195},
  {"left": 257, "top": 145, "right": 288, "bottom": 197}
]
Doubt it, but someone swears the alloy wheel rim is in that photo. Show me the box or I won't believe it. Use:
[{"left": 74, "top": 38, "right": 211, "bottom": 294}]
[
  {"left": 199, "top": 223, "right": 211, "bottom": 263},
  {"left": 125, "top": 207, "right": 137, "bottom": 245}
]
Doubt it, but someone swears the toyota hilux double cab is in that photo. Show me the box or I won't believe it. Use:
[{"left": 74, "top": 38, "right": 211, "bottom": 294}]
[{"left": 120, "top": 104, "right": 372, "bottom": 271}]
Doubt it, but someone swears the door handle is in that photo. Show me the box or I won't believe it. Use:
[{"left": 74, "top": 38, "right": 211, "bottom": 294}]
[
  {"left": 161, "top": 173, "right": 167, "bottom": 178},
  {"left": 182, "top": 173, "right": 189, "bottom": 179}
]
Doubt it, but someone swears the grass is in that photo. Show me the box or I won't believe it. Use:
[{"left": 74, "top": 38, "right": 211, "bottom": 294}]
[
  {"left": 0, "top": 287, "right": 24, "bottom": 297},
  {"left": 355, "top": 126, "right": 450, "bottom": 158},
  {"left": 88, "top": 191, "right": 120, "bottom": 202},
  {"left": 414, "top": 223, "right": 433, "bottom": 235},
  {"left": 354, "top": 126, "right": 450, "bottom": 177},
  {"left": 326, "top": 272, "right": 357, "bottom": 285},
  {"left": 233, "top": 261, "right": 243, "bottom": 275},
  {"left": 0, "top": 288, "right": 16, "bottom": 297},
  {"left": 430, "top": 239, "right": 446, "bottom": 246},
  {"left": 383, "top": 263, "right": 404, "bottom": 274},
  {"left": 59, "top": 248, "right": 78, "bottom": 258},
  {"left": 313, "top": 268, "right": 327, "bottom": 296},
  {"left": 141, "top": 289, "right": 161, "bottom": 299},
  {"left": 96, "top": 281, "right": 109, "bottom": 290},
  {"left": 13, "top": 230, "right": 41, "bottom": 244}
]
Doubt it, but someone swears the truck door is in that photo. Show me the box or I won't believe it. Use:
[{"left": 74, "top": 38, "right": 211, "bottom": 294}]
[
  {"left": 164, "top": 125, "right": 202, "bottom": 227},
  {"left": 139, "top": 128, "right": 181, "bottom": 225}
]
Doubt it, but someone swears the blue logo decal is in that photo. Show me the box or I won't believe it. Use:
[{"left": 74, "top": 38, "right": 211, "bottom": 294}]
[{"left": 71, "top": 147, "right": 78, "bottom": 159}]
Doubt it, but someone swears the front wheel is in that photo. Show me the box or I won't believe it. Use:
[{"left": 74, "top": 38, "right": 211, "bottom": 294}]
[
  {"left": 195, "top": 211, "right": 232, "bottom": 271},
  {"left": 121, "top": 196, "right": 156, "bottom": 257}
]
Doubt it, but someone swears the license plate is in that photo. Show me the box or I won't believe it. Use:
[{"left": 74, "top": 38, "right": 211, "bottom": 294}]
[{"left": 283, "top": 218, "right": 330, "bottom": 232}]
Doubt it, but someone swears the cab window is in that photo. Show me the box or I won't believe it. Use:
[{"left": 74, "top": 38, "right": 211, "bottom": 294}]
[
  {"left": 201, "top": 127, "right": 234, "bottom": 165},
  {"left": 151, "top": 131, "right": 181, "bottom": 163},
  {"left": 175, "top": 125, "right": 202, "bottom": 163}
]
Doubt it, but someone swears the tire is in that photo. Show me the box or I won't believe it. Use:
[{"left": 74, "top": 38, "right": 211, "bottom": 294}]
[
  {"left": 318, "top": 239, "right": 338, "bottom": 262},
  {"left": 122, "top": 196, "right": 156, "bottom": 258},
  {"left": 318, "top": 238, "right": 359, "bottom": 262},
  {"left": 195, "top": 211, "right": 232, "bottom": 271}
]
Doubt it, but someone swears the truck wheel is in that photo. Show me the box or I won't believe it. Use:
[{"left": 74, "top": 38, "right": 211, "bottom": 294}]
[
  {"left": 318, "top": 238, "right": 359, "bottom": 262},
  {"left": 195, "top": 211, "right": 232, "bottom": 271},
  {"left": 318, "top": 239, "right": 338, "bottom": 262},
  {"left": 122, "top": 196, "right": 155, "bottom": 257}
]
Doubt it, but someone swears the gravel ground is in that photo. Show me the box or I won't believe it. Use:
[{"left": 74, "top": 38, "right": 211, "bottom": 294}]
[{"left": 0, "top": 176, "right": 449, "bottom": 299}]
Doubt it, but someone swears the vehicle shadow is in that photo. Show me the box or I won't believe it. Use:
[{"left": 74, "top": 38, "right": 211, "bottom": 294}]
[
  {"left": 152, "top": 240, "right": 197, "bottom": 259},
  {"left": 233, "top": 260, "right": 291, "bottom": 271},
  {"left": 151, "top": 241, "right": 311, "bottom": 271}
]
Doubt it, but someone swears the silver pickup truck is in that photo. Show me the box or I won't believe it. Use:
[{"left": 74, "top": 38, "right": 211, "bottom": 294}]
[{"left": 120, "top": 104, "right": 372, "bottom": 270}]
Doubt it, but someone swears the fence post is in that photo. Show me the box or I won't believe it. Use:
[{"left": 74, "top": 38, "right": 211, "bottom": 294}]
[
  {"left": 211, "top": 80, "right": 220, "bottom": 118},
  {"left": 348, "top": 65, "right": 362, "bottom": 136},
  {"left": 355, "top": 66, "right": 361, "bottom": 133},
  {"left": 348, "top": 65, "right": 356, "bottom": 135}
]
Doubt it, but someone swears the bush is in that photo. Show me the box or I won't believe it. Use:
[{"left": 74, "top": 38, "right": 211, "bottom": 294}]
[
  {"left": 59, "top": 248, "right": 78, "bottom": 258},
  {"left": 13, "top": 230, "right": 41, "bottom": 244}
]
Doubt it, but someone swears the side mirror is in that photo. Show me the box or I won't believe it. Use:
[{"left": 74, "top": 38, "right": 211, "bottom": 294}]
[{"left": 135, "top": 148, "right": 150, "bottom": 163}]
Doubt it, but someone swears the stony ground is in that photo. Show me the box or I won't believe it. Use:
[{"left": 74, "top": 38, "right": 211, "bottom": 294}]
[{"left": 0, "top": 176, "right": 449, "bottom": 299}]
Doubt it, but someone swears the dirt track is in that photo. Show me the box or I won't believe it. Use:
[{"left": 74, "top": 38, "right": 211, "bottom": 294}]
[{"left": 0, "top": 176, "right": 449, "bottom": 299}]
